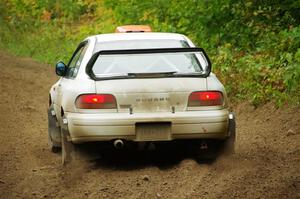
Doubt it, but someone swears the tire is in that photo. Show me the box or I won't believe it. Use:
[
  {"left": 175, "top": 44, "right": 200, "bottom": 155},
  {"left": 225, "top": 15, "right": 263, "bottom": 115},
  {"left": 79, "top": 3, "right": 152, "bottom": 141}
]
[
  {"left": 60, "top": 118, "right": 75, "bottom": 165},
  {"left": 47, "top": 107, "right": 61, "bottom": 153}
]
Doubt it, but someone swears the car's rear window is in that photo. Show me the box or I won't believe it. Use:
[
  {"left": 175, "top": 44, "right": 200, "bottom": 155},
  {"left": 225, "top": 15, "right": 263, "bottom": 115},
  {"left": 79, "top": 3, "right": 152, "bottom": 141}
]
[{"left": 91, "top": 40, "right": 209, "bottom": 77}]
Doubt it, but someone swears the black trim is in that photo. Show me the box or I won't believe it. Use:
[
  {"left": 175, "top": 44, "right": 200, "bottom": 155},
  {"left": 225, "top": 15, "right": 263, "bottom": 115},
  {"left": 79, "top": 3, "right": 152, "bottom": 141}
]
[
  {"left": 86, "top": 47, "right": 212, "bottom": 80},
  {"left": 63, "top": 40, "right": 89, "bottom": 79},
  {"left": 67, "top": 40, "right": 88, "bottom": 67}
]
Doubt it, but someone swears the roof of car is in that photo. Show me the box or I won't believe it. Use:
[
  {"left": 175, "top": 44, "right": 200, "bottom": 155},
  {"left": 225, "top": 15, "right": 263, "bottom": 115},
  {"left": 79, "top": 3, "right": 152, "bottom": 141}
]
[{"left": 92, "top": 33, "right": 187, "bottom": 43}]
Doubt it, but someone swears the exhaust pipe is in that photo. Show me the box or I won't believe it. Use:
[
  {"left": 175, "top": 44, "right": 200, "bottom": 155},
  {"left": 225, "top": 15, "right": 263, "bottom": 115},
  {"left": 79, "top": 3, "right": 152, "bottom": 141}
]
[{"left": 113, "top": 139, "right": 124, "bottom": 149}]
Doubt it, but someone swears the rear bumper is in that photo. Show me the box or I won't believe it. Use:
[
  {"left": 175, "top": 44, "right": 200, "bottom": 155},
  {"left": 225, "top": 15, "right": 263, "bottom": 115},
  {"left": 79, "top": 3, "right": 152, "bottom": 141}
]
[{"left": 65, "top": 109, "right": 230, "bottom": 143}]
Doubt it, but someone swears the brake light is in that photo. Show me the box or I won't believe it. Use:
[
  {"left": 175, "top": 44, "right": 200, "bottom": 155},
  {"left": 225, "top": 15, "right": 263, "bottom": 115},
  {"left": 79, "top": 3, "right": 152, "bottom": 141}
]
[
  {"left": 75, "top": 94, "right": 117, "bottom": 109},
  {"left": 188, "top": 91, "right": 223, "bottom": 106}
]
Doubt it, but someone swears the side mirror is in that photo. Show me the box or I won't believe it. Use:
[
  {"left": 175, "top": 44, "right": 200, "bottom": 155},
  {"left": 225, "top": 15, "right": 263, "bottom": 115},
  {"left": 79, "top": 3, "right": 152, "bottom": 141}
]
[{"left": 55, "top": 61, "right": 67, "bottom": 76}]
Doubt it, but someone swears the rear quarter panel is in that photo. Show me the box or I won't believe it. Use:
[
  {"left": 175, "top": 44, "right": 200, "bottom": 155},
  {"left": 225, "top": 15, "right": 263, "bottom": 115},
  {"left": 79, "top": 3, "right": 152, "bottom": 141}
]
[
  {"left": 60, "top": 79, "right": 95, "bottom": 115},
  {"left": 206, "top": 73, "right": 228, "bottom": 107}
]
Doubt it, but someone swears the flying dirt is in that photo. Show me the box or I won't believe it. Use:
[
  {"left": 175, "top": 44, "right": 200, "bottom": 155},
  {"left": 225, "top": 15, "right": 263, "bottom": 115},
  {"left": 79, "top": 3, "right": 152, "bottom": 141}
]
[{"left": 0, "top": 51, "right": 299, "bottom": 199}]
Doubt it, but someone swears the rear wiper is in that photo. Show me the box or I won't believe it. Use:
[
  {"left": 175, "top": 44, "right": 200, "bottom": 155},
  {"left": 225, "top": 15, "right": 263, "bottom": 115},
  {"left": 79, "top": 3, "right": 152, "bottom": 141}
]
[
  {"left": 94, "top": 71, "right": 205, "bottom": 80},
  {"left": 127, "top": 71, "right": 177, "bottom": 77},
  {"left": 95, "top": 73, "right": 129, "bottom": 79},
  {"left": 173, "top": 72, "right": 206, "bottom": 77},
  {"left": 94, "top": 72, "right": 177, "bottom": 80}
]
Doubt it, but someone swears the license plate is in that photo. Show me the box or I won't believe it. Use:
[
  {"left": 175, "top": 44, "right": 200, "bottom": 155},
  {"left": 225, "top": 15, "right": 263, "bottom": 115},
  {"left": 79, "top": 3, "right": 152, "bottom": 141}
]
[{"left": 136, "top": 122, "right": 171, "bottom": 141}]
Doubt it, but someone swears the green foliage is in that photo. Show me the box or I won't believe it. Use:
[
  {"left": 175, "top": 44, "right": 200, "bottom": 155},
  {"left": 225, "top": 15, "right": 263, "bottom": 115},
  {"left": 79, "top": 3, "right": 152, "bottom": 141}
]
[
  {"left": 103, "top": 0, "right": 300, "bottom": 106},
  {"left": 0, "top": 0, "right": 299, "bottom": 106},
  {"left": 0, "top": 0, "right": 114, "bottom": 63}
]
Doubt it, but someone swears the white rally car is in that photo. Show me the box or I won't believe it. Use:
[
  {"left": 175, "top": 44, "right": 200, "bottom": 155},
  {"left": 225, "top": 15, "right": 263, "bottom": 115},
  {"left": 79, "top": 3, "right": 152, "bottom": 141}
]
[{"left": 48, "top": 30, "right": 235, "bottom": 164}]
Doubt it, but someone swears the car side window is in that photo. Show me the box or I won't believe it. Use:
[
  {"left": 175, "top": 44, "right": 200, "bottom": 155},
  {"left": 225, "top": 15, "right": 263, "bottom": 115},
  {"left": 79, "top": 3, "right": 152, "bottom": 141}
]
[{"left": 66, "top": 43, "right": 88, "bottom": 78}]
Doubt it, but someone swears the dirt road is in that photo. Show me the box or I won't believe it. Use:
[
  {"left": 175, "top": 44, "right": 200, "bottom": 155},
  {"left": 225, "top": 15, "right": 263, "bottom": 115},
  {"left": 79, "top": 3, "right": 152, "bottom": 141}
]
[{"left": 0, "top": 51, "right": 299, "bottom": 199}]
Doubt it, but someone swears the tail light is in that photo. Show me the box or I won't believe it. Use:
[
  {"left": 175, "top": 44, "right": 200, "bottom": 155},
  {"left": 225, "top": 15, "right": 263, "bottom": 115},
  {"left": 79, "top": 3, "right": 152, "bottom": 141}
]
[
  {"left": 75, "top": 94, "right": 117, "bottom": 109},
  {"left": 188, "top": 91, "right": 223, "bottom": 106}
]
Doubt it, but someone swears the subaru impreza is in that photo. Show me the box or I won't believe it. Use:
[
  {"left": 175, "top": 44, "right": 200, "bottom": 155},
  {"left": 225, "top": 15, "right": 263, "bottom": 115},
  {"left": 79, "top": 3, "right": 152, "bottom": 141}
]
[{"left": 47, "top": 31, "right": 235, "bottom": 164}]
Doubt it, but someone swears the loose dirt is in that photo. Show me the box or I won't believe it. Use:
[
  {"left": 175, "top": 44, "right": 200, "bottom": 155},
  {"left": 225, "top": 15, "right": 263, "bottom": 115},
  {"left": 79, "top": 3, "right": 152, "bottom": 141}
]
[{"left": 0, "top": 51, "right": 299, "bottom": 199}]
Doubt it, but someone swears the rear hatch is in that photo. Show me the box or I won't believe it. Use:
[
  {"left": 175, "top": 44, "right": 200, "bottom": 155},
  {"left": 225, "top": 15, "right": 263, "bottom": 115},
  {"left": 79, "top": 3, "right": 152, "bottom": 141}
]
[
  {"left": 95, "top": 78, "right": 207, "bottom": 113},
  {"left": 86, "top": 48, "right": 212, "bottom": 113}
]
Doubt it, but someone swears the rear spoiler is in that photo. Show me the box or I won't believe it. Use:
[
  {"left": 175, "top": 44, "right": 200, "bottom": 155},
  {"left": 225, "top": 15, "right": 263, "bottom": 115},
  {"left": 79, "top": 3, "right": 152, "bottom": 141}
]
[{"left": 86, "top": 48, "right": 212, "bottom": 80}]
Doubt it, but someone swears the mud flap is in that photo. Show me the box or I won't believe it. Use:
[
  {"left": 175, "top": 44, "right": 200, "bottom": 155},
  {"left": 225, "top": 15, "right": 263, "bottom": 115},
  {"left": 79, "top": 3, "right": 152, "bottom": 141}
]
[
  {"left": 224, "top": 113, "right": 236, "bottom": 155},
  {"left": 47, "top": 107, "right": 61, "bottom": 152},
  {"left": 61, "top": 117, "right": 76, "bottom": 165}
]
